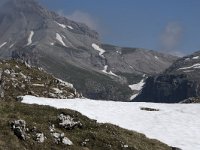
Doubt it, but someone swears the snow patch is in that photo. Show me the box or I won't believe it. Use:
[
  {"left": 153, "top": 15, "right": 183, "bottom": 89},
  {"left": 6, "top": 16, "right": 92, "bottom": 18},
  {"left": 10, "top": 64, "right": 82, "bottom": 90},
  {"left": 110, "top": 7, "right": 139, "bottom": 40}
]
[
  {"left": 178, "top": 63, "right": 200, "bottom": 70},
  {"left": 56, "top": 33, "right": 67, "bottom": 47},
  {"left": 92, "top": 43, "right": 105, "bottom": 57},
  {"left": 102, "top": 65, "right": 118, "bottom": 77},
  {"left": 154, "top": 56, "right": 159, "bottom": 60},
  {"left": 55, "top": 21, "right": 66, "bottom": 29},
  {"left": 0, "top": 42, "right": 7, "bottom": 48},
  {"left": 9, "top": 43, "right": 15, "bottom": 48},
  {"left": 67, "top": 26, "right": 74, "bottom": 30},
  {"left": 22, "top": 95, "right": 200, "bottom": 150},
  {"left": 192, "top": 56, "right": 199, "bottom": 60},
  {"left": 116, "top": 51, "right": 121, "bottom": 54},
  {"left": 27, "top": 31, "right": 34, "bottom": 46},
  {"left": 129, "top": 79, "right": 145, "bottom": 91},
  {"left": 130, "top": 94, "right": 138, "bottom": 100},
  {"left": 185, "top": 58, "right": 190, "bottom": 61}
]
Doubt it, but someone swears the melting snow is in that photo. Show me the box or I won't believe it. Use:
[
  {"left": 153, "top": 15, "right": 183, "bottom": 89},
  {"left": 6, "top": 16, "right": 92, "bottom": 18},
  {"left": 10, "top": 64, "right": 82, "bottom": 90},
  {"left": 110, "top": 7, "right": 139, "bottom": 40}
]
[
  {"left": 178, "top": 63, "right": 200, "bottom": 70},
  {"left": 22, "top": 95, "right": 200, "bottom": 150},
  {"left": 192, "top": 56, "right": 199, "bottom": 60},
  {"left": 55, "top": 21, "right": 73, "bottom": 30},
  {"left": 56, "top": 33, "right": 67, "bottom": 47},
  {"left": 0, "top": 42, "right": 7, "bottom": 48},
  {"left": 9, "top": 43, "right": 15, "bottom": 48},
  {"left": 27, "top": 31, "right": 34, "bottom": 46},
  {"left": 55, "top": 21, "right": 66, "bottom": 29},
  {"left": 129, "top": 79, "right": 145, "bottom": 91},
  {"left": 67, "top": 26, "right": 74, "bottom": 30},
  {"left": 129, "top": 79, "right": 145, "bottom": 100},
  {"left": 116, "top": 51, "right": 121, "bottom": 54},
  {"left": 185, "top": 58, "right": 190, "bottom": 61},
  {"left": 154, "top": 56, "right": 159, "bottom": 60},
  {"left": 130, "top": 94, "right": 138, "bottom": 100},
  {"left": 102, "top": 65, "right": 118, "bottom": 77},
  {"left": 92, "top": 43, "right": 105, "bottom": 57}
]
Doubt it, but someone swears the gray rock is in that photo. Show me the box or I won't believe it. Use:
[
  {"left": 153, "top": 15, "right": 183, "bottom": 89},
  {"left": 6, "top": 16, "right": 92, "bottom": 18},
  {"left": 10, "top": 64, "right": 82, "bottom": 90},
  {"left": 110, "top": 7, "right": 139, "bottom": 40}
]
[
  {"left": 52, "top": 132, "right": 73, "bottom": 145},
  {"left": 58, "top": 114, "right": 82, "bottom": 130},
  {"left": 10, "top": 120, "right": 26, "bottom": 140},
  {"left": 36, "top": 133, "right": 45, "bottom": 143}
]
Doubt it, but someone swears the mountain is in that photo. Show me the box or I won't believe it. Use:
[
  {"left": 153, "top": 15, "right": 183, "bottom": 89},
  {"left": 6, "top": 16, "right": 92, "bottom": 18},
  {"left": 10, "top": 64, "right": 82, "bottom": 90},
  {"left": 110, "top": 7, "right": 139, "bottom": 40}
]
[
  {"left": 134, "top": 51, "right": 200, "bottom": 103},
  {"left": 0, "top": 0, "right": 177, "bottom": 101}
]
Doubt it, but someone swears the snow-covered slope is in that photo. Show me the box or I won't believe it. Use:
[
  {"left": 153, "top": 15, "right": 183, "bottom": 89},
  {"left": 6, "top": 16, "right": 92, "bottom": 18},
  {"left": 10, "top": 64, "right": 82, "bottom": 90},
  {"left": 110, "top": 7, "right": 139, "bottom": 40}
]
[{"left": 22, "top": 96, "right": 200, "bottom": 150}]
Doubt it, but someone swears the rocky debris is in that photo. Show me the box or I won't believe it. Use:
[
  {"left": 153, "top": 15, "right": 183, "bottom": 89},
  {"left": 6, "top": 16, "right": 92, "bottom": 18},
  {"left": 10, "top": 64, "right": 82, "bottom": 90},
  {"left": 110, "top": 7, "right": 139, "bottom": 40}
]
[
  {"left": 35, "top": 133, "right": 45, "bottom": 143},
  {"left": 52, "top": 132, "right": 73, "bottom": 145},
  {"left": 58, "top": 114, "right": 82, "bottom": 130},
  {"left": 122, "top": 144, "right": 129, "bottom": 148},
  {"left": 49, "top": 124, "right": 55, "bottom": 132},
  {"left": 0, "top": 60, "right": 82, "bottom": 101},
  {"left": 140, "top": 107, "right": 159, "bottom": 111},
  {"left": 10, "top": 119, "right": 46, "bottom": 143},
  {"left": 10, "top": 120, "right": 26, "bottom": 140},
  {"left": 81, "top": 139, "right": 90, "bottom": 147},
  {"left": 180, "top": 97, "right": 200, "bottom": 103}
]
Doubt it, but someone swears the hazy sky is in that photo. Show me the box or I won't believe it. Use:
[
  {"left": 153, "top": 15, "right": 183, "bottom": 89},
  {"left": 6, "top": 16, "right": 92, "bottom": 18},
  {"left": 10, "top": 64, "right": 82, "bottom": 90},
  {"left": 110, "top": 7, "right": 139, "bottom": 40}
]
[{"left": 39, "top": 0, "right": 200, "bottom": 56}]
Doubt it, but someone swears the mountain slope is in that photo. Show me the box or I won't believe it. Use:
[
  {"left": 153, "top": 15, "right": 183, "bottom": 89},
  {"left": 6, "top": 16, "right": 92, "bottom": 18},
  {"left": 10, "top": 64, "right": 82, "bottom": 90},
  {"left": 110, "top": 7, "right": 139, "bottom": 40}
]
[
  {"left": 0, "top": 100, "right": 173, "bottom": 150},
  {"left": 134, "top": 51, "right": 200, "bottom": 103},
  {"left": 0, "top": 0, "right": 177, "bottom": 101}
]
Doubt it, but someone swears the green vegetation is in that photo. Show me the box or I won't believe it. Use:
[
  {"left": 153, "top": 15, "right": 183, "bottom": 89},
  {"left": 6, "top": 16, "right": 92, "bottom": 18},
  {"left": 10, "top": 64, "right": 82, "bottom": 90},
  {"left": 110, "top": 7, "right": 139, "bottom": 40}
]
[{"left": 0, "top": 101, "right": 171, "bottom": 150}]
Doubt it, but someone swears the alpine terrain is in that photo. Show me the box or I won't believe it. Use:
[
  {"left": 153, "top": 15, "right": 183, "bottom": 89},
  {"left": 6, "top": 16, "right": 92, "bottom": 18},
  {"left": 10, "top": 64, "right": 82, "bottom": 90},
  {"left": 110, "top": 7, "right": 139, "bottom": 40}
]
[{"left": 0, "top": 0, "right": 177, "bottom": 101}]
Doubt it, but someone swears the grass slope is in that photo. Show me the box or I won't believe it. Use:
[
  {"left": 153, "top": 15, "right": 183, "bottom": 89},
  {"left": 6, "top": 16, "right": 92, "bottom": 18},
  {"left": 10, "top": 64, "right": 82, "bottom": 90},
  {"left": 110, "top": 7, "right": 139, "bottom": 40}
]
[{"left": 0, "top": 101, "right": 171, "bottom": 150}]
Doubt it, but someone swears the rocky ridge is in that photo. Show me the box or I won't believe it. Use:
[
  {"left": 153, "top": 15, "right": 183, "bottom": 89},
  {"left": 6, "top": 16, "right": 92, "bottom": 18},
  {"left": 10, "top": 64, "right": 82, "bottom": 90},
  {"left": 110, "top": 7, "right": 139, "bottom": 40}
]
[
  {"left": 134, "top": 51, "right": 200, "bottom": 103},
  {"left": 0, "top": 60, "right": 81, "bottom": 101}
]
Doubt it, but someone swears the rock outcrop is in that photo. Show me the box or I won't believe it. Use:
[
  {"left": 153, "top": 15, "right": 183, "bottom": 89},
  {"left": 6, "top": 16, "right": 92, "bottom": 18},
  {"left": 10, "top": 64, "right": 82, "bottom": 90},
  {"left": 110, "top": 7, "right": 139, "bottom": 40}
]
[
  {"left": 134, "top": 51, "right": 200, "bottom": 103},
  {"left": 0, "top": 60, "right": 81, "bottom": 101}
]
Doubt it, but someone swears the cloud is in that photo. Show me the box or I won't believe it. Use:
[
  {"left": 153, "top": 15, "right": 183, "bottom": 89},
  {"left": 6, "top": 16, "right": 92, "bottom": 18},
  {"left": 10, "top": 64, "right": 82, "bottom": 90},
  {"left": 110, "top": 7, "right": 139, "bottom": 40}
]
[
  {"left": 62, "top": 10, "right": 99, "bottom": 31},
  {"left": 160, "top": 22, "right": 183, "bottom": 52},
  {"left": 169, "top": 51, "right": 185, "bottom": 57}
]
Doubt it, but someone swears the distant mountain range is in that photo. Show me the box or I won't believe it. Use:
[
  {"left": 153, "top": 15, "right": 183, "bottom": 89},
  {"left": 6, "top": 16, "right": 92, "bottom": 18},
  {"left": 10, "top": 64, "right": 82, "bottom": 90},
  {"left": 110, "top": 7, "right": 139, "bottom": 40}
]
[{"left": 0, "top": 0, "right": 177, "bottom": 101}]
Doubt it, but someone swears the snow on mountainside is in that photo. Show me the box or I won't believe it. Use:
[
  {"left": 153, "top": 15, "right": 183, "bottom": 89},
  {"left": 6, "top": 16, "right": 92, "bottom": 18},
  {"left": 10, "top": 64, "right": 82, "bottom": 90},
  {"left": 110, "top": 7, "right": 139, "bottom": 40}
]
[
  {"left": 0, "top": 0, "right": 178, "bottom": 101},
  {"left": 135, "top": 51, "right": 200, "bottom": 103},
  {"left": 26, "top": 31, "right": 34, "bottom": 46},
  {"left": 22, "top": 96, "right": 200, "bottom": 150}
]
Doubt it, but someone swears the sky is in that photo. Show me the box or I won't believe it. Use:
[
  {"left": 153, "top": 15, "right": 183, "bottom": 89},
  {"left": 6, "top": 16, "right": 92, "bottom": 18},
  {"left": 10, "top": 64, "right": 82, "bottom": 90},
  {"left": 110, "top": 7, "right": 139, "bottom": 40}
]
[{"left": 39, "top": 0, "right": 200, "bottom": 56}]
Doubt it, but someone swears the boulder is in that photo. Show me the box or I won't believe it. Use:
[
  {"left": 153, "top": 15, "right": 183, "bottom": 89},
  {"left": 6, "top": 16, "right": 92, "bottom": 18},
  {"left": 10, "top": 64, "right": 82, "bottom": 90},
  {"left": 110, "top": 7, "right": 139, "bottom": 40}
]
[
  {"left": 58, "top": 114, "right": 82, "bottom": 130},
  {"left": 10, "top": 120, "right": 26, "bottom": 140}
]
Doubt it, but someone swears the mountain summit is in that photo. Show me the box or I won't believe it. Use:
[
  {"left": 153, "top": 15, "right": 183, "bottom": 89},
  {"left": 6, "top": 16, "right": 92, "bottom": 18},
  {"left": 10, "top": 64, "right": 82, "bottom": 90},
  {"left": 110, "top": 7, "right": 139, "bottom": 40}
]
[{"left": 0, "top": 0, "right": 177, "bottom": 101}]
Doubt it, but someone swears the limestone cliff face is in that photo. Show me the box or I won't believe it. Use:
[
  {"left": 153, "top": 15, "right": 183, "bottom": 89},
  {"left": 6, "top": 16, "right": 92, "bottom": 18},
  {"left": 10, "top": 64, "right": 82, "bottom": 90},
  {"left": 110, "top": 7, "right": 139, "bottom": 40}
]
[{"left": 135, "top": 51, "right": 200, "bottom": 103}]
